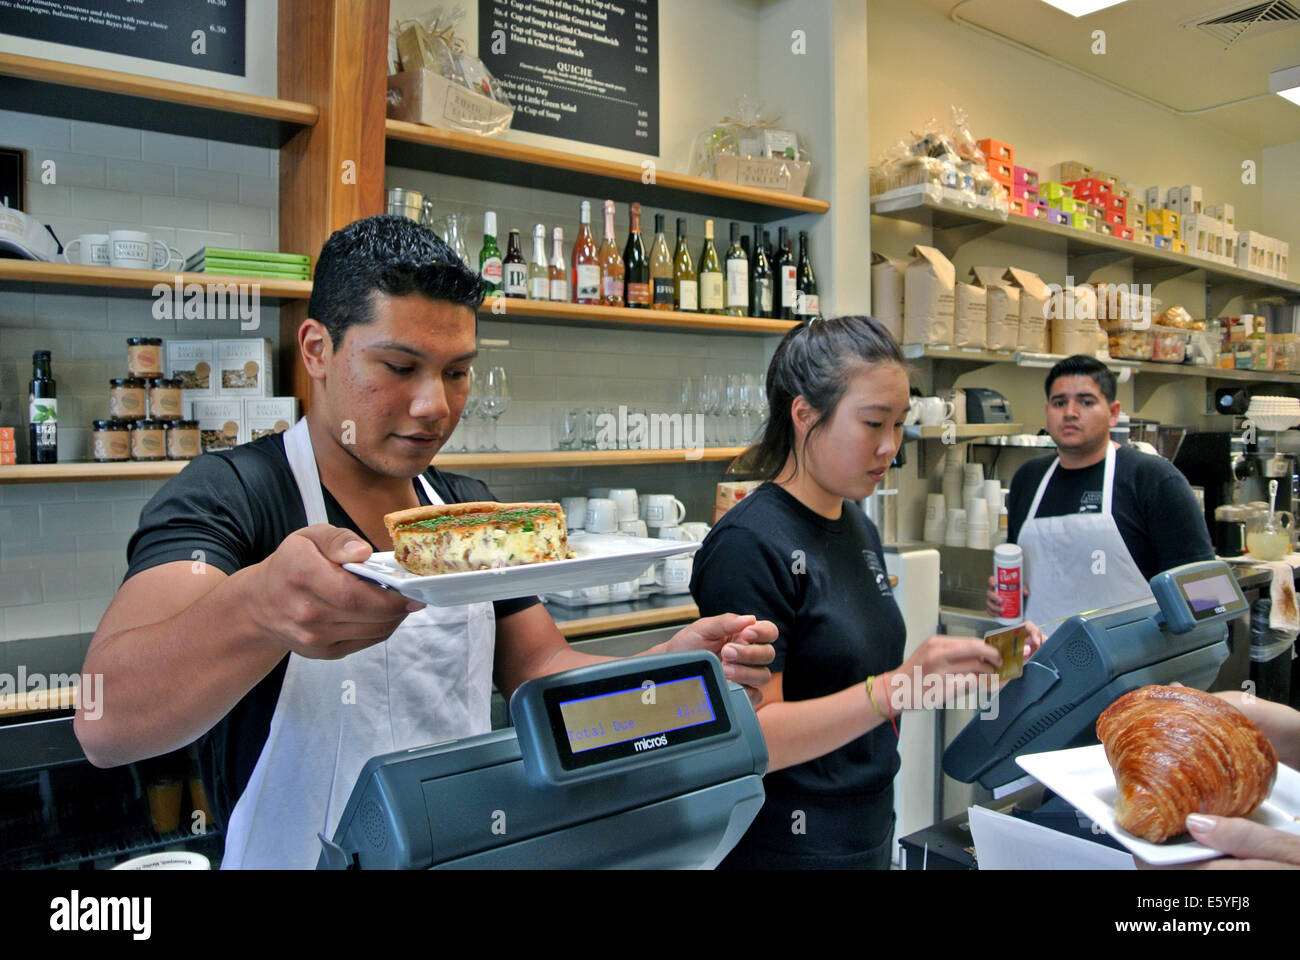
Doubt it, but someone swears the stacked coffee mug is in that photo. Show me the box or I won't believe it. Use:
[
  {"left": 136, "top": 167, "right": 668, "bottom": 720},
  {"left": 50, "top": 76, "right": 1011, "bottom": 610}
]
[{"left": 64, "top": 230, "right": 183, "bottom": 270}]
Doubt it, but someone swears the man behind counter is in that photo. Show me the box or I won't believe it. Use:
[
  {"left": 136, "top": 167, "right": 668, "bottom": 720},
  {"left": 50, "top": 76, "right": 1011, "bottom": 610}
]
[
  {"left": 74, "top": 214, "right": 776, "bottom": 869},
  {"left": 986, "top": 355, "right": 1214, "bottom": 633}
]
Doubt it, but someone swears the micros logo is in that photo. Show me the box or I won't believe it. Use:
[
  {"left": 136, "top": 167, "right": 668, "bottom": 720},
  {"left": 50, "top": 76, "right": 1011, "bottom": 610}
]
[{"left": 633, "top": 734, "right": 668, "bottom": 752}]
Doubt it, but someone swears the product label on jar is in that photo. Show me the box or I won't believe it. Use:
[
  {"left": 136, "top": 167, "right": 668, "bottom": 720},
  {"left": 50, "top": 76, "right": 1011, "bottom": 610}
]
[
  {"left": 996, "top": 564, "right": 1022, "bottom": 620},
  {"left": 112, "top": 389, "right": 144, "bottom": 416},
  {"left": 168, "top": 430, "right": 199, "bottom": 459},
  {"left": 699, "top": 273, "right": 723, "bottom": 310},
  {"left": 677, "top": 280, "right": 698, "bottom": 311},
  {"left": 133, "top": 431, "right": 164, "bottom": 458},
  {"left": 150, "top": 390, "right": 181, "bottom": 419},
  {"left": 129, "top": 344, "right": 161, "bottom": 377},
  {"left": 93, "top": 430, "right": 130, "bottom": 461},
  {"left": 575, "top": 264, "right": 600, "bottom": 301},
  {"left": 726, "top": 263, "right": 748, "bottom": 307}
]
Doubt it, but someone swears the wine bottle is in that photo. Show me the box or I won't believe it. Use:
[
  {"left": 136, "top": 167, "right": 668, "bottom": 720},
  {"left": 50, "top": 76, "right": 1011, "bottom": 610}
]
[
  {"left": 29, "top": 350, "right": 57, "bottom": 464},
  {"left": 750, "top": 223, "right": 772, "bottom": 318},
  {"left": 479, "top": 211, "right": 502, "bottom": 295},
  {"left": 723, "top": 221, "right": 748, "bottom": 317},
  {"left": 698, "top": 219, "right": 724, "bottom": 315},
  {"left": 623, "top": 202, "right": 650, "bottom": 309},
  {"left": 572, "top": 201, "right": 600, "bottom": 305},
  {"left": 773, "top": 226, "right": 796, "bottom": 320},
  {"left": 673, "top": 218, "right": 698, "bottom": 312},
  {"left": 598, "top": 199, "right": 625, "bottom": 307},
  {"left": 796, "top": 230, "right": 820, "bottom": 319},
  {"left": 528, "top": 224, "right": 549, "bottom": 300},
  {"left": 763, "top": 229, "right": 774, "bottom": 267},
  {"left": 503, "top": 228, "right": 528, "bottom": 299},
  {"left": 649, "top": 213, "right": 674, "bottom": 311},
  {"left": 549, "top": 226, "right": 568, "bottom": 302}
]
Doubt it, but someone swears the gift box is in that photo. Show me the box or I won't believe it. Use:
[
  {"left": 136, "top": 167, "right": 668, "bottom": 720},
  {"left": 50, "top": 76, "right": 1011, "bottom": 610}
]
[
  {"left": 1097, "top": 221, "right": 1115, "bottom": 236},
  {"left": 386, "top": 69, "right": 515, "bottom": 137},
  {"left": 1071, "top": 212, "right": 1096, "bottom": 230},
  {"left": 1132, "top": 200, "right": 1146, "bottom": 219},
  {"left": 1095, "top": 170, "right": 1121, "bottom": 186},
  {"left": 1146, "top": 209, "right": 1179, "bottom": 235},
  {"left": 1056, "top": 160, "right": 1094, "bottom": 182},
  {"left": 1104, "top": 194, "right": 1126, "bottom": 215},
  {"left": 1013, "top": 183, "right": 1039, "bottom": 205},
  {"left": 1177, "top": 184, "right": 1204, "bottom": 216},
  {"left": 1207, "top": 202, "right": 1234, "bottom": 225},
  {"left": 1145, "top": 186, "right": 1163, "bottom": 211},
  {"left": 1009, "top": 197, "right": 1026, "bottom": 216},
  {"left": 1173, "top": 239, "right": 1188, "bottom": 255},
  {"left": 1105, "top": 210, "right": 1127, "bottom": 228},
  {"left": 1014, "top": 166, "right": 1039, "bottom": 187},
  {"left": 1040, "top": 181, "right": 1073, "bottom": 201},
  {"left": 977, "top": 138, "right": 1014, "bottom": 164},
  {"left": 1087, "top": 202, "right": 1107, "bottom": 221},
  {"left": 1067, "top": 177, "right": 1111, "bottom": 198},
  {"left": 1118, "top": 226, "right": 1135, "bottom": 241},
  {"left": 713, "top": 154, "right": 812, "bottom": 195},
  {"left": 1046, "top": 209, "right": 1070, "bottom": 226},
  {"left": 1153, "top": 234, "right": 1173, "bottom": 250},
  {"left": 1030, "top": 204, "right": 1049, "bottom": 220}
]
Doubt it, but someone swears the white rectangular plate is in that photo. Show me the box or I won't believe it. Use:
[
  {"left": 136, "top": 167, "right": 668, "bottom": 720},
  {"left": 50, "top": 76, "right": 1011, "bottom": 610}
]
[
  {"left": 1017, "top": 744, "right": 1300, "bottom": 865},
  {"left": 343, "top": 533, "right": 700, "bottom": 606}
]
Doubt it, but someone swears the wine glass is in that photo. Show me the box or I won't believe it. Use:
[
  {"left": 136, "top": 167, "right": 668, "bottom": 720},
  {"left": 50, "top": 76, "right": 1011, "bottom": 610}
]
[
  {"left": 737, "top": 374, "right": 753, "bottom": 444},
  {"left": 705, "top": 374, "right": 724, "bottom": 447},
  {"left": 752, "top": 373, "right": 769, "bottom": 433},
  {"left": 481, "top": 366, "right": 510, "bottom": 453},
  {"left": 453, "top": 365, "right": 480, "bottom": 454},
  {"left": 726, "top": 374, "right": 743, "bottom": 446}
]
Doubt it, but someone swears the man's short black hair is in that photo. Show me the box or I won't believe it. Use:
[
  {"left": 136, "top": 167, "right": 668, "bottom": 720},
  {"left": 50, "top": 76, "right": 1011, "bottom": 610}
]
[
  {"left": 307, "top": 214, "right": 486, "bottom": 347},
  {"left": 1045, "top": 354, "right": 1116, "bottom": 404}
]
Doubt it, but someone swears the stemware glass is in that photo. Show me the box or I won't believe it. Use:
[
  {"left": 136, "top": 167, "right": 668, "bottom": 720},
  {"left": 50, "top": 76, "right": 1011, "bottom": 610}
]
[
  {"left": 725, "top": 373, "right": 744, "bottom": 446},
  {"left": 753, "top": 373, "right": 769, "bottom": 432},
  {"left": 704, "top": 374, "right": 724, "bottom": 447},
  {"left": 481, "top": 366, "right": 510, "bottom": 453},
  {"left": 736, "top": 374, "right": 753, "bottom": 444},
  {"left": 453, "top": 365, "right": 480, "bottom": 454}
]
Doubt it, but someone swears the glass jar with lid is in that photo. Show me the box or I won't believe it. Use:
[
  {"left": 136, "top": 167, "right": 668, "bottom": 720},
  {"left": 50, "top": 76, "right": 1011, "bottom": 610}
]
[
  {"left": 109, "top": 377, "right": 147, "bottom": 420},
  {"left": 127, "top": 337, "right": 164, "bottom": 378},
  {"left": 146, "top": 377, "right": 183, "bottom": 420},
  {"left": 91, "top": 420, "right": 131, "bottom": 462},
  {"left": 165, "top": 420, "right": 200, "bottom": 460},
  {"left": 130, "top": 419, "right": 167, "bottom": 461}
]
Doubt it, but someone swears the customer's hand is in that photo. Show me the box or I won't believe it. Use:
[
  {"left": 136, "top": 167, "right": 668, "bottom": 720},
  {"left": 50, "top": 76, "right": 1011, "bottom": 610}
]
[
  {"left": 665, "top": 613, "right": 777, "bottom": 706},
  {"left": 880, "top": 634, "right": 1000, "bottom": 713}
]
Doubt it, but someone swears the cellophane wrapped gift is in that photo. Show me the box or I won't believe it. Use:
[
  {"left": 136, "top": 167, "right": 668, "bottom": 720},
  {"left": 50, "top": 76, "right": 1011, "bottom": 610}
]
[
  {"left": 689, "top": 96, "right": 813, "bottom": 195},
  {"left": 871, "top": 106, "right": 1008, "bottom": 217},
  {"left": 387, "top": 5, "right": 515, "bottom": 136}
]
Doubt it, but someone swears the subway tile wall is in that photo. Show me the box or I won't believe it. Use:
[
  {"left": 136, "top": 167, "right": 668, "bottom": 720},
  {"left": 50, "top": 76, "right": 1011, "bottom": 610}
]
[{"left": 0, "top": 109, "right": 282, "bottom": 641}]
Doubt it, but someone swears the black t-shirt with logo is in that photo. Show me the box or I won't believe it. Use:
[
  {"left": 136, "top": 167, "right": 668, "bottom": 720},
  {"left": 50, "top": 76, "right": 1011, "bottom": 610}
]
[
  {"left": 124, "top": 433, "right": 540, "bottom": 826},
  {"left": 1006, "top": 444, "right": 1214, "bottom": 582},
  {"left": 689, "top": 482, "right": 906, "bottom": 865}
]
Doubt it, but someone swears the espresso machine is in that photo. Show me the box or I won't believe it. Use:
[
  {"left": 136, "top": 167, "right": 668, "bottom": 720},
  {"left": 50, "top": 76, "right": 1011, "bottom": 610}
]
[{"left": 1174, "top": 430, "right": 1300, "bottom": 555}]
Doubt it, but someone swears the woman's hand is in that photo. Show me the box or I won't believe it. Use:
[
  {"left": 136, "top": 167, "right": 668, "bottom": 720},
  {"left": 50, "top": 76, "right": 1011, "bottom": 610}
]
[
  {"left": 1023, "top": 621, "right": 1047, "bottom": 661},
  {"left": 879, "top": 634, "right": 1000, "bottom": 713}
]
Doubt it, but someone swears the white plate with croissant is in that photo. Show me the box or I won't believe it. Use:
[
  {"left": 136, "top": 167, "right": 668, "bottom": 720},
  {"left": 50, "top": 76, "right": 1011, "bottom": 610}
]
[{"left": 1018, "top": 686, "right": 1300, "bottom": 865}]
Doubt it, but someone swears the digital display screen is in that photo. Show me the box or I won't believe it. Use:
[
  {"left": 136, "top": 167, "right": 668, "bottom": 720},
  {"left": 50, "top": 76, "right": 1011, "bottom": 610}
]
[
  {"left": 1179, "top": 571, "right": 1243, "bottom": 619},
  {"left": 560, "top": 676, "right": 715, "bottom": 753}
]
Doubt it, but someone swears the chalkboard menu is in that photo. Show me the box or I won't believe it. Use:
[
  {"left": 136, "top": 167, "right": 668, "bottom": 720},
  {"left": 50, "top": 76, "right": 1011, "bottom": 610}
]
[
  {"left": 0, "top": 0, "right": 245, "bottom": 76},
  {"left": 478, "top": 0, "right": 658, "bottom": 154}
]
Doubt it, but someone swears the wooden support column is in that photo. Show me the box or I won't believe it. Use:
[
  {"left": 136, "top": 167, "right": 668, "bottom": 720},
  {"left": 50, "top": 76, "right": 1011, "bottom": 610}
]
[{"left": 277, "top": 0, "right": 389, "bottom": 412}]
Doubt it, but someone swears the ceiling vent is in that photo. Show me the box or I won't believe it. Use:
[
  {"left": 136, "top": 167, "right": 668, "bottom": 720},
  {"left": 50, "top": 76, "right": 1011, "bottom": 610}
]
[{"left": 1183, "top": 1, "right": 1300, "bottom": 47}]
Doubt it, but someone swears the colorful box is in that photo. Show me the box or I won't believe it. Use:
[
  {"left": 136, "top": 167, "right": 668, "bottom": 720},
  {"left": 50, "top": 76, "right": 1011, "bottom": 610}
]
[
  {"left": 1070, "top": 213, "right": 1096, "bottom": 231},
  {"left": 1067, "top": 177, "right": 1111, "bottom": 198},
  {"left": 1118, "top": 226, "right": 1135, "bottom": 241},
  {"left": 1132, "top": 200, "right": 1146, "bottom": 219},
  {"left": 1013, "top": 183, "right": 1040, "bottom": 205},
  {"left": 217, "top": 338, "right": 273, "bottom": 398},
  {"left": 1087, "top": 202, "right": 1107, "bottom": 221},
  {"left": 1173, "top": 239, "right": 1188, "bottom": 255},
  {"left": 988, "top": 159, "right": 1014, "bottom": 183},
  {"left": 1146, "top": 209, "right": 1180, "bottom": 235},
  {"left": 1030, "top": 204, "right": 1049, "bottom": 220},
  {"left": 1096, "top": 170, "right": 1121, "bottom": 186},
  {"left": 1056, "top": 161, "right": 1094, "bottom": 182},
  {"left": 1014, "top": 166, "right": 1039, "bottom": 187},
  {"left": 1105, "top": 210, "right": 1127, "bottom": 228},
  {"left": 1177, "top": 185, "right": 1204, "bottom": 217},
  {"left": 1040, "top": 181, "right": 1073, "bottom": 201},
  {"left": 1153, "top": 234, "right": 1173, "bottom": 251},
  {"left": 1145, "top": 186, "right": 1163, "bottom": 211},
  {"left": 1104, "top": 194, "right": 1126, "bottom": 215},
  {"left": 1047, "top": 209, "right": 1070, "bottom": 226},
  {"left": 1053, "top": 196, "right": 1082, "bottom": 214},
  {"left": 1097, "top": 221, "right": 1115, "bottom": 237},
  {"left": 1010, "top": 197, "right": 1026, "bottom": 216},
  {"left": 978, "top": 138, "right": 1014, "bottom": 164}
]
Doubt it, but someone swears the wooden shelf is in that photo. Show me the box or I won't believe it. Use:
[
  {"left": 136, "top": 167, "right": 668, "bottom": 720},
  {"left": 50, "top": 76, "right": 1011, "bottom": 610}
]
[
  {"left": 479, "top": 297, "right": 797, "bottom": 335},
  {"left": 0, "top": 52, "right": 317, "bottom": 147},
  {"left": 904, "top": 423, "right": 1023, "bottom": 440},
  {"left": 871, "top": 195, "right": 1300, "bottom": 308},
  {"left": 0, "top": 448, "right": 746, "bottom": 484},
  {"left": 387, "top": 120, "right": 829, "bottom": 222},
  {"left": 0, "top": 260, "right": 313, "bottom": 301}
]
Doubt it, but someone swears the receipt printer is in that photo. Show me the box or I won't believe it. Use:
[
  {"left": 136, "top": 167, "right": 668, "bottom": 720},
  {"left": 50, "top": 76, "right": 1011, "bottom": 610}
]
[{"left": 966, "top": 388, "right": 1013, "bottom": 424}]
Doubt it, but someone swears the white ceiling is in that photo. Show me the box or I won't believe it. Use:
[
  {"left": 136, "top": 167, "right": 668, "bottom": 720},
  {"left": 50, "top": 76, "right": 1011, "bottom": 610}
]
[{"left": 915, "top": 0, "right": 1300, "bottom": 147}]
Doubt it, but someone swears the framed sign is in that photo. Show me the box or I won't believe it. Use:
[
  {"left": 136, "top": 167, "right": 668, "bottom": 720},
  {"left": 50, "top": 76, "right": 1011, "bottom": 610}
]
[
  {"left": 0, "top": 0, "right": 246, "bottom": 76},
  {"left": 478, "top": 0, "right": 658, "bottom": 154}
]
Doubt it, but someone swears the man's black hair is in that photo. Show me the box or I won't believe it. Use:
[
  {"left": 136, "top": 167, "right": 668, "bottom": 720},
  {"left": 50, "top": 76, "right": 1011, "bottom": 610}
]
[
  {"left": 307, "top": 214, "right": 486, "bottom": 347},
  {"left": 1045, "top": 354, "right": 1116, "bottom": 404}
]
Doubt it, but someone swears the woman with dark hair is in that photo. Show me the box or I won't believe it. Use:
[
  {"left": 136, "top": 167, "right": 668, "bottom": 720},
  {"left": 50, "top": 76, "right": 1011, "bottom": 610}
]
[{"left": 690, "top": 315, "right": 1041, "bottom": 869}]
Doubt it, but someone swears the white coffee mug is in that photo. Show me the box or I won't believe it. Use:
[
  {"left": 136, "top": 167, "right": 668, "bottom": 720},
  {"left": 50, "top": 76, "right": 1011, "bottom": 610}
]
[
  {"left": 656, "top": 525, "right": 695, "bottom": 542},
  {"left": 680, "top": 521, "right": 711, "bottom": 542},
  {"left": 584, "top": 498, "right": 619, "bottom": 534},
  {"left": 587, "top": 487, "right": 611, "bottom": 499},
  {"left": 607, "top": 488, "right": 639, "bottom": 522},
  {"left": 919, "top": 396, "right": 955, "bottom": 426},
  {"left": 655, "top": 554, "right": 694, "bottom": 593},
  {"left": 152, "top": 241, "right": 184, "bottom": 271},
  {"left": 560, "top": 497, "right": 587, "bottom": 530},
  {"left": 63, "top": 233, "right": 110, "bottom": 266},
  {"left": 619, "top": 518, "right": 648, "bottom": 537},
  {"left": 644, "top": 494, "right": 687, "bottom": 527}
]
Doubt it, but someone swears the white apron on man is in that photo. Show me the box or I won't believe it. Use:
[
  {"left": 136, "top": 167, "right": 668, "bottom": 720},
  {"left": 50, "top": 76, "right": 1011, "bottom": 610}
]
[
  {"left": 1018, "top": 442, "right": 1154, "bottom": 637},
  {"left": 221, "top": 419, "right": 495, "bottom": 868}
]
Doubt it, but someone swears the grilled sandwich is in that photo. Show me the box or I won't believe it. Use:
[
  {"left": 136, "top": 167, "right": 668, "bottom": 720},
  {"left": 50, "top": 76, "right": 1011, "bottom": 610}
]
[{"left": 384, "top": 501, "right": 570, "bottom": 576}]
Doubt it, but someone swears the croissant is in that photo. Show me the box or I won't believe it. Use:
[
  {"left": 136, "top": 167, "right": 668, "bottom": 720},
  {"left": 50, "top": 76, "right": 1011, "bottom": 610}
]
[{"left": 1096, "top": 685, "right": 1278, "bottom": 843}]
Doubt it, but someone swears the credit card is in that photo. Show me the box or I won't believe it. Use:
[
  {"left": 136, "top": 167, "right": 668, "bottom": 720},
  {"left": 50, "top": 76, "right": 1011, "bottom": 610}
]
[{"left": 983, "top": 624, "right": 1026, "bottom": 684}]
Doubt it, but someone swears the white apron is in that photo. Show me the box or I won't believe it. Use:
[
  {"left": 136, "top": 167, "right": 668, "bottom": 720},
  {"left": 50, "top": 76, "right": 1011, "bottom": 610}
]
[
  {"left": 221, "top": 419, "right": 495, "bottom": 869},
  {"left": 1019, "top": 443, "right": 1154, "bottom": 637}
]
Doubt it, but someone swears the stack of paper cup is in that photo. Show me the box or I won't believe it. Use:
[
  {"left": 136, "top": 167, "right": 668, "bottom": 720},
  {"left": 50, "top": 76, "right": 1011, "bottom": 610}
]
[
  {"left": 923, "top": 493, "right": 947, "bottom": 543},
  {"left": 965, "top": 497, "right": 990, "bottom": 549},
  {"left": 981, "top": 479, "right": 1002, "bottom": 515},
  {"left": 944, "top": 508, "right": 967, "bottom": 547},
  {"left": 943, "top": 446, "right": 966, "bottom": 510}
]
